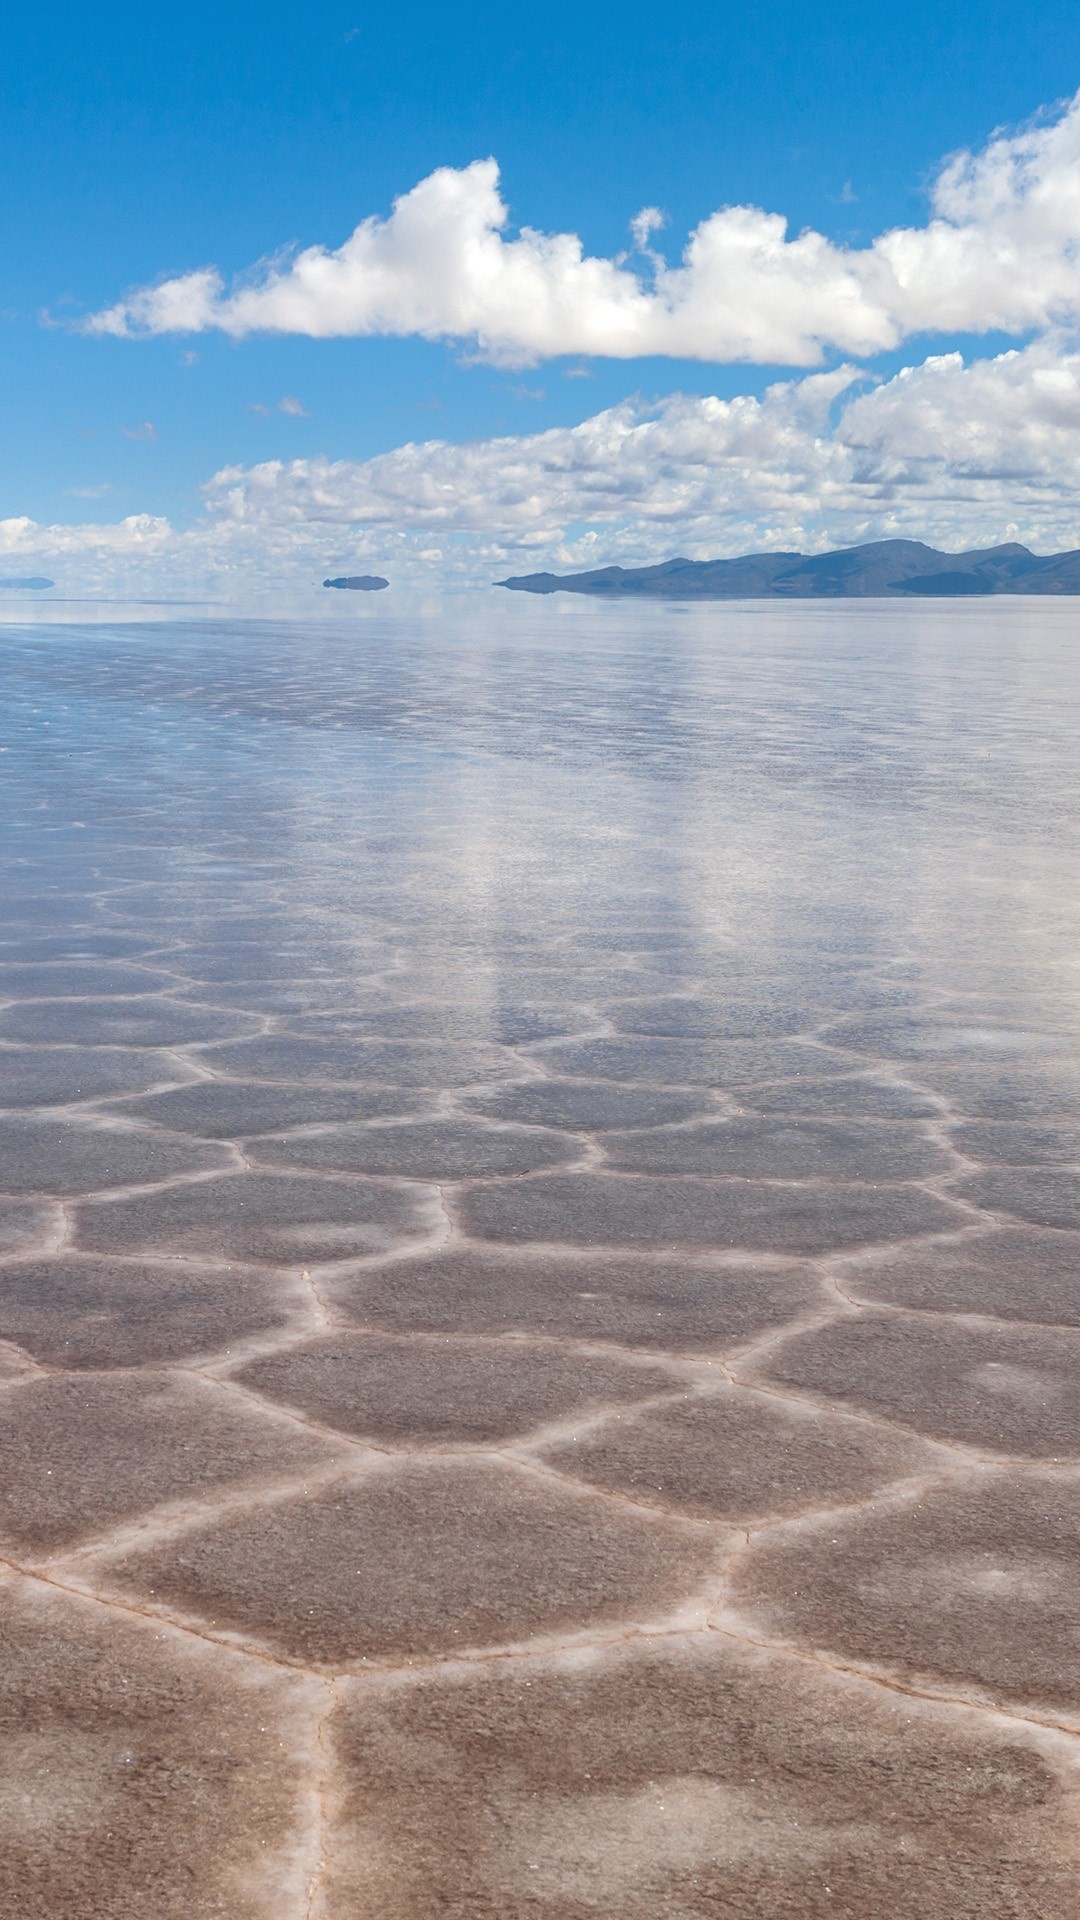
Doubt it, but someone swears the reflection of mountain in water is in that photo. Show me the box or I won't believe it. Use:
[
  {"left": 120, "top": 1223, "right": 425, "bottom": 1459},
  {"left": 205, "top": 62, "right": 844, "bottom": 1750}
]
[
  {"left": 0, "top": 577, "right": 54, "bottom": 590},
  {"left": 324, "top": 575, "right": 389, "bottom": 591},
  {"left": 500, "top": 540, "right": 1080, "bottom": 599}
]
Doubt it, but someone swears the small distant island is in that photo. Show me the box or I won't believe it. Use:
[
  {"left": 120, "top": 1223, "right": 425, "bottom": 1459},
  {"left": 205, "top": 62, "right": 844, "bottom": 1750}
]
[
  {"left": 498, "top": 540, "right": 1080, "bottom": 599},
  {"left": 0, "top": 576, "right": 54, "bottom": 590},
  {"left": 323, "top": 575, "right": 389, "bottom": 592}
]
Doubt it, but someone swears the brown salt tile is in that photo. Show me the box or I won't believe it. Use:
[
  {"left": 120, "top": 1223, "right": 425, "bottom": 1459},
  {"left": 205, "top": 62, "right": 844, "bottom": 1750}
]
[
  {"left": 803, "top": 976, "right": 927, "bottom": 1012},
  {"left": 105, "top": 1458, "right": 715, "bottom": 1664},
  {"left": 0, "top": 1199, "right": 59, "bottom": 1256},
  {"left": 74, "top": 1171, "right": 438, "bottom": 1265},
  {"left": 0, "top": 999, "right": 258, "bottom": 1046},
  {"left": 0, "top": 931, "right": 154, "bottom": 960},
  {"left": 603, "top": 1116, "right": 948, "bottom": 1180},
  {"left": 173, "top": 979, "right": 384, "bottom": 1014},
  {"left": 603, "top": 996, "right": 810, "bottom": 1038},
  {"left": 236, "top": 1331, "right": 677, "bottom": 1443},
  {"left": 112, "top": 1079, "right": 421, "bottom": 1137},
  {"left": 460, "top": 1173, "right": 968, "bottom": 1256},
  {"left": 0, "top": 1255, "right": 297, "bottom": 1368},
  {"left": 0, "top": 893, "right": 99, "bottom": 926},
  {"left": 910, "top": 963, "right": 1080, "bottom": 995},
  {"left": 740, "top": 1074, "right": 943, "bottom": 1119},
  {"left": 201, "top": 1034, "right": 515, "bottom": 1085},
  {"left": 733, "top": 1467, "right": 1080, "bottom": 1714},
  {"left": 754, "top": 1311, "right": 1080, "bottom": 1457},
  {"left": 532, "top": 1036, "right": 850, "bottom": 1086},
  {"left": 282, "top": 1004, "right": 588, "bottom": 1043},
  {"left": 0, "top": 1045, "right": 197, "bottom": 1108},
  {"left": 329, "top": 1246, "right": 825, "bottom": 1353},
  {"left": 0, "top": 961, "right": 172, "bottom": 998},
  {"left": 948, "top": 1120, "right": 1080, "bottom": 1165},
  {"left": 0, "top": 1116, "right": 229, "bottom": 1195},
  {"left": 249, "top": 1118, "right": 580, "bottom": 1180},
  {"left": 323, "top": 1634, "right": 1080, "bottom": 1919},
  {"left": 953, "top": 1167, "right": 1080, "bottom": 1230},
  {"left": 931, "top": 994, "right": 1080, "bottom": 1032},
  {"left": 461, "top": 1080, "right": 714, "bottom": 1130},
  {"left": 577, "top": 930, "right": 698, "bottom": 955},
  {"left": 542, "top": 1381, "right": 939, "bottom": 1521},
  {"left": 0, "top": 1370, "right": 336, "bottom": 1553},
  {"left": 0, "top": 1575, "right": 315, "bottom": 1920},
  {"left": 847, "top": 1227, "right": 1080, "bottom": 1326},
  {"left": 912, "top": 1060, "right": 1080, "bottom": 1120},
  {"left": 823, "top": 1013, "right": 1075, "bottom": 1061},
  {"left": 407, "top": 963, "right": 682, "bottom": 1001},
  {"left": 163, "top": 942, "right": 372, "bottom": 983},
  {"left": 165, "top": 916, "right": 371, "bottom": 947}
]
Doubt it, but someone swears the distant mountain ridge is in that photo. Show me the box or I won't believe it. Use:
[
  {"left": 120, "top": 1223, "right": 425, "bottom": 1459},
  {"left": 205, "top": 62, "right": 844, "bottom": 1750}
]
[{"left": 498, "top": 541, "right": 1080, "bottom": 599}]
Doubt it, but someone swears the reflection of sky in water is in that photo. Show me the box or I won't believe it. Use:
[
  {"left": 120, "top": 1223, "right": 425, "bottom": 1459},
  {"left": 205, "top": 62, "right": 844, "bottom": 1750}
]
[{"left": 3, "top": 598, "right": 1080, "bottom": 1015}]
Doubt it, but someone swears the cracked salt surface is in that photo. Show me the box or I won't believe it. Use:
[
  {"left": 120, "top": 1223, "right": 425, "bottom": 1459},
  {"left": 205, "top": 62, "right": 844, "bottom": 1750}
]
[{"left": 4, "top": 598, "right": 1080, "bottom": 1915}]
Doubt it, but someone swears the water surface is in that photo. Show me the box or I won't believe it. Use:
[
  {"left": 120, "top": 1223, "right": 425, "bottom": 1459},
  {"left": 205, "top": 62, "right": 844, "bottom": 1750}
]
[{"left": 3, "top": 600, "right": 1080, "bottom": 1916}]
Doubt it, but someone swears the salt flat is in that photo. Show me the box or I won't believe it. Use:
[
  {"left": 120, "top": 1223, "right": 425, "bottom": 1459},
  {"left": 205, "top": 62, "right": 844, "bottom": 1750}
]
[{"left": 2, "top": 598, "right": 1080, "bottom": 1916}]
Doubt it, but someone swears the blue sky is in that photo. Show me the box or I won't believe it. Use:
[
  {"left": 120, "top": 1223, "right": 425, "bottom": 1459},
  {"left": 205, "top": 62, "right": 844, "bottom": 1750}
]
[{"left": 5, "top": 2, "right": 1080, "bottom": 591}]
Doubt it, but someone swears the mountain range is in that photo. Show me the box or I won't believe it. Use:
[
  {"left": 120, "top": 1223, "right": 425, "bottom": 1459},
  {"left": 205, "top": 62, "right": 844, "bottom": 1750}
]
[{"left": 498, "top": 541, "right": 1080, "bottom": 599}]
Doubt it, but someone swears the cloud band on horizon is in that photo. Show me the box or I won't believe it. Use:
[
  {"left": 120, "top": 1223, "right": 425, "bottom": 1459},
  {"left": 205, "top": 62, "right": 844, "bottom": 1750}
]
[{"left": 7, "top": 337, "right": 1080, "bottom": 592}]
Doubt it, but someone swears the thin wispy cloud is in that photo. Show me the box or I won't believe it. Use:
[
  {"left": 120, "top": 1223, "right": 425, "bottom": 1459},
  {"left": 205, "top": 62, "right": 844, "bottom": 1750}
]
[
  {"left": 250, "top": 397, "right": 311, "bottom": 416},
  {"left": 120, "top": 420, "right": 157, "bottom": 441},
  {"left": 84, "top": 95, "right": 1080, "bottom": 367}
]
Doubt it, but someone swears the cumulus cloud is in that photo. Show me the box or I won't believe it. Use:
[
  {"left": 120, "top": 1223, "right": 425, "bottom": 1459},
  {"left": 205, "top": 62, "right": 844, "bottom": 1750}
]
[
  {"left": 11, "top": 337, "right": 1080, "bottom": 596},
  {"left": 204, "top": 365, "right": 860, "bottom": 538},
  {"left": 839, "top": 343, "right": 1080, "bottom": 481},
  {"left": 0, "top": 513, "right": 174, "bottom": 576},
  {"left": 85, "top": 95, "right": 1080, "bottom": 366},
  {"left": 204, "top": 338, "right": 1080, "bottom": 548}
]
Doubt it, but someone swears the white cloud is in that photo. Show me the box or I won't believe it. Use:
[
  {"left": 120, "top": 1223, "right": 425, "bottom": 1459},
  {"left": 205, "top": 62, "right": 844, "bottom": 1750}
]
[
  {"left": 203, "top": 365, "right": 860, "bottom": 538},
  {"left": 839, "top": 342, "right": 1080, "bottom": 482},
  {"left": 250, "top": 397, "right": 312, "bottom": 417},
  {"left": 0, "top": 514, "right": 174, "bottom": 572},
  {"left": 11, "top": 337, "right": 1080, "bottom": 596},
  {"left": 85, "top": 95, "right": 1080, "bottom": 366},
  {"left": 203, "top": 338, "right": 1080, "bottom": 549}
]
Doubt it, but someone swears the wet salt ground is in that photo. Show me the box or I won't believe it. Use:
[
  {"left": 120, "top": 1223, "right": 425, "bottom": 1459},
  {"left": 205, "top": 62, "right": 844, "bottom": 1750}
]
[{"left": 4, "top": 601, "right": 1080, "bottom": 1916}]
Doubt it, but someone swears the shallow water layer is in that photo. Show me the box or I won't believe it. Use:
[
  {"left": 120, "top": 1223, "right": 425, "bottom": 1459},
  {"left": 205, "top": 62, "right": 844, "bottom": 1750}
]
[{"left": 3, "top": 597, "right": 1080, "bottom": 1916}]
